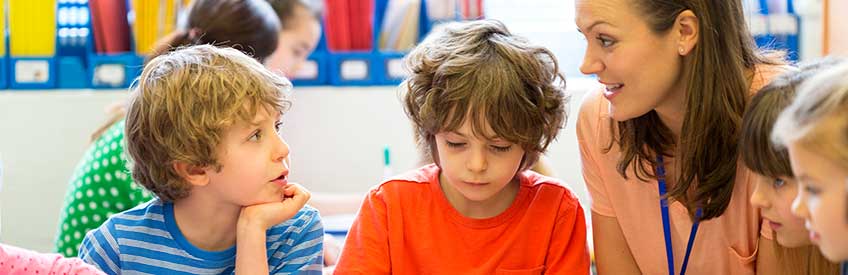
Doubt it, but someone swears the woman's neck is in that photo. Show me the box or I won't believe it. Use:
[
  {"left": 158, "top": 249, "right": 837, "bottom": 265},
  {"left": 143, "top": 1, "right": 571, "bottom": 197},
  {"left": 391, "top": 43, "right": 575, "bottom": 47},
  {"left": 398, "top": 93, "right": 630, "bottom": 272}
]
[
  {"left": 655, "top": 63, "right": 692, "bottom": 141},
  {"left": 656, "top": 66, "right": 758, "bottom": 140},
  {"left": 655, "top": 87, "right": 687, "bottom": 141}
]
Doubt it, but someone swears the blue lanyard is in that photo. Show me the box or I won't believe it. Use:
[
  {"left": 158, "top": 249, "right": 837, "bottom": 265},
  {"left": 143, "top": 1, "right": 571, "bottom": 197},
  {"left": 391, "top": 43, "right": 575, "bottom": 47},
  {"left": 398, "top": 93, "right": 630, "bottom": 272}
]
[{"left": 657, "top": 155, "right": 702, "bottom": 275}]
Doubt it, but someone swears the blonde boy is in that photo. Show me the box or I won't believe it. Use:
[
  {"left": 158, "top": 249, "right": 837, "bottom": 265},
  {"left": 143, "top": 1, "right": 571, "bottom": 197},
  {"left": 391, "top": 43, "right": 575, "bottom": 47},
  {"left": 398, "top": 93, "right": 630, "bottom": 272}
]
[{"left": 79, "top": 45, "right": 323, "bottom": 274}]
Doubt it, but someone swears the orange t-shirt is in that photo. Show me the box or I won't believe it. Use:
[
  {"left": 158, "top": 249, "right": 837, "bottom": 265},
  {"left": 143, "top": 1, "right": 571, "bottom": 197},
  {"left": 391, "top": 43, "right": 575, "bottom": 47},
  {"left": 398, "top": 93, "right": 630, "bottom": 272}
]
[
  {"left": 576, "top": 64, "right": 790, "bottom": 275},
  {"left": 334, "top": 164, "right": 590, "bottom": 274}
]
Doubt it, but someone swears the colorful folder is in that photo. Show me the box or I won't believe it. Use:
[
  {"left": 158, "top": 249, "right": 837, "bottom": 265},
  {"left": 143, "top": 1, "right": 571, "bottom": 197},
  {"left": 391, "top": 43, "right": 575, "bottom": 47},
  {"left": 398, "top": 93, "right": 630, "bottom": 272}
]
[
  {"left": 0, "top": 0, "right": 6, "bottom": 56},
  {"left": 90, "top": 0, "right": 132, "bottom": 54},
  {"left": 9, "top": 0, "right": 57, "bottom": 56},
  {"left": 130, "top": 0, "right": 179, "bottom": 55},
  {"left": 325, "top": 0, "right": 374, "bottom": 51},
  {"left": 379, "top": 0, "right": 420, "bottom": 51}
]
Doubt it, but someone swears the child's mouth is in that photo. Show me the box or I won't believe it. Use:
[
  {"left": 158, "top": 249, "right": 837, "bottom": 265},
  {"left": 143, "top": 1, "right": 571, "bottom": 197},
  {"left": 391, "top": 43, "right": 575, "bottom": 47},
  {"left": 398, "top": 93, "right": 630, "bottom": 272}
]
[{"left": 272, "top": 172, "right": 288, "bottom": 187}]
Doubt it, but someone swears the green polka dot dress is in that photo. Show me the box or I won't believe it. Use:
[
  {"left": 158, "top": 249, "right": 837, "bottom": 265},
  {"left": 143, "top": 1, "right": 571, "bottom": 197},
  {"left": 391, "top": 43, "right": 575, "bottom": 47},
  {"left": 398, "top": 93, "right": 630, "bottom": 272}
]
[{"left": 55, "top": 119, "right": 154, "bottom": 257}]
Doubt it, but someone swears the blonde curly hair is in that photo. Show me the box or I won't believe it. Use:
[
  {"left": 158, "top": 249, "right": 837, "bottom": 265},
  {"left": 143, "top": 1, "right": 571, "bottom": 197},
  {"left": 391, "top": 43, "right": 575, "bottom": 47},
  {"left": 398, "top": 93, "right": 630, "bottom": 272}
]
[{"left": 125, "top": 45, "right": 292, "bottom": 202}]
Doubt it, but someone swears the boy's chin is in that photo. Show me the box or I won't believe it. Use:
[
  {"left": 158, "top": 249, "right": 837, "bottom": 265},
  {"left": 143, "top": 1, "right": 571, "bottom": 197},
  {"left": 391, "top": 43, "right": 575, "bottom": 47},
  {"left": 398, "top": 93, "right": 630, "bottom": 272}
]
[{"left": 246, "top": 196, "right": 284, "bottom": 206}]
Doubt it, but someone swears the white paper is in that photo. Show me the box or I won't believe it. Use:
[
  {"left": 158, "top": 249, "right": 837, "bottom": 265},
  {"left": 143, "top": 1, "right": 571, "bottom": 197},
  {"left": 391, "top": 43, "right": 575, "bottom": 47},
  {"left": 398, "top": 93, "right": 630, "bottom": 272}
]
[
  {"left": 15, "top": 60, "right": 51, "bottom": 83},
  {"left": 93, "top": 64, "right": 126, "bottom": 86},
  {"left": 386, "top": 58, "right": 408, "bottom": 79},
  {"left": 341, "top": 60, "right": 369, "bottom": 80},
  {"left": 294, "top": 60, "right": 319, "bottom": 79}
]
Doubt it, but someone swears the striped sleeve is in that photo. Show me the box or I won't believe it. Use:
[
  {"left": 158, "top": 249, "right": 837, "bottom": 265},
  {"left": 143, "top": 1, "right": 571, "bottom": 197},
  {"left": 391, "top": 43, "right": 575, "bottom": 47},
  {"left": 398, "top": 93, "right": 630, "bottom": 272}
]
[
  {"left": 79, "top": 220, "right": 121, "bottom": 275},
  {"left": 268, "top": 206, "right": 324, "bottom": 275}
]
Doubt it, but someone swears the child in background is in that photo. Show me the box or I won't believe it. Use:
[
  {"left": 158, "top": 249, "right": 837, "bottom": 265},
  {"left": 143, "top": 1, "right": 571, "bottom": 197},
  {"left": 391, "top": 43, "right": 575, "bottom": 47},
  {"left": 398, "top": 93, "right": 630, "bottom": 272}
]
[
  {"left": 334, "top": 19, "right": 589, "bottom": 274},
  {"left": 772, "top": 62, "right": 848, "bottom": 275},
  {"left": 266, "top": 0, "right": 323, "bottom": 77},
  {"left": 79, "top": 45, "right": 323, "bottom": 274},
  {"left": 741, "top": 58, "right": 844, "bottom": 275},
  {"left": 1, "top": 243, "right": 106, "bottom": 275}
]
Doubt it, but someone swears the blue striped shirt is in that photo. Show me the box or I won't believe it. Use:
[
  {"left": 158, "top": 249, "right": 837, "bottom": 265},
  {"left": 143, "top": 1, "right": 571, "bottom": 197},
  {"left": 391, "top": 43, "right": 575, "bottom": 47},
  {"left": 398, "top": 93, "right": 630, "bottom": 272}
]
[{"left": 79, "top": 199, "right": 324, "bottom": 275}]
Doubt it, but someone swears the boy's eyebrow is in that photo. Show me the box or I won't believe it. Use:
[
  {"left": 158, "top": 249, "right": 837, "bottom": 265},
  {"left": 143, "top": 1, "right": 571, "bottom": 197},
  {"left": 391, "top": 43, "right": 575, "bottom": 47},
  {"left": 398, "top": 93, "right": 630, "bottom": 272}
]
[
  {"left": 448, "top": 130, "right": 507, "bottom": 142},
  {"left": 248, "top": 116, "right": 272, "bottom": 127},
  {"left": 447, "top": 131, "right": 467, "bottom": 137}
]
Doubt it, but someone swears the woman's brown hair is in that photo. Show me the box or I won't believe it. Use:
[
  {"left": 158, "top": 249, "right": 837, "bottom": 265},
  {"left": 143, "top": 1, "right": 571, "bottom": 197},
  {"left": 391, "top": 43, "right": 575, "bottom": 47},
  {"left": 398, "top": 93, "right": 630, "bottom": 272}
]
[{"left": 606, "top": 0, "right": 782, "bottom": 220}]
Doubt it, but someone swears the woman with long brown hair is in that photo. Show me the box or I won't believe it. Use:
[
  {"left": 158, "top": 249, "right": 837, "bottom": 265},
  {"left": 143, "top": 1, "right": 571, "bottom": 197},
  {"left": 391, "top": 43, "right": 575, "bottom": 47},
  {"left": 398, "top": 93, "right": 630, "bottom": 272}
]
[{"left": 575, "top": 0, "right": 790, "bottom": 273}]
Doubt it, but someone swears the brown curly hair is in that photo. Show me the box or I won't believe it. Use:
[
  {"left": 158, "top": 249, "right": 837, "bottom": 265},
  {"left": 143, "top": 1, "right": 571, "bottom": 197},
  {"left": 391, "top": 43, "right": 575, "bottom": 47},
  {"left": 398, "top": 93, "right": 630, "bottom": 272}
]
[{"left": 403, "top": 19, "right": 568, "bottom": 171}]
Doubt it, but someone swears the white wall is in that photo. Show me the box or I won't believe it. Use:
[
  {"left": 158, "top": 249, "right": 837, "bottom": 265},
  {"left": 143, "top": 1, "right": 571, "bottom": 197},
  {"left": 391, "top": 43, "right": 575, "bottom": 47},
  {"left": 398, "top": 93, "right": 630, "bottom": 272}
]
[
  {"left": 828, "top": 0, "right": 848, "bottom": 56},
  {"left": 0, "top": 91, "right": 128, "bottom": 252},
  {"left": 0, "top": 80, "right": 597, "bottom": 252}
]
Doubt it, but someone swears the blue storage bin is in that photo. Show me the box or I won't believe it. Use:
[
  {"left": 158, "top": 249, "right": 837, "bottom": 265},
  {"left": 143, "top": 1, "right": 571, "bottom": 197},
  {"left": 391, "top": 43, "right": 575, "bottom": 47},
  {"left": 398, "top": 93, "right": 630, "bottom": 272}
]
[
  {"left": 84, "top": 0, "right": 143, "bottom": 89},
  {"left": 753, "top": 0, "right": 800, "bottom": 61},
  {"left": 57, "top": 56, "right": 88, "bottom": 88},
  {"left": 328, "top": 51, "right": 377, "bottom": 86},
  {"left": 9, "top": 57, "right": 57, "bottom": 89},
  {"left": 291, "top": 50, "right": 329, "bottom": 86},
  {"left": 0, "top": 56, "right": 8, "bottom": 89},
  {"left": 371, "top": 0, "right": 429, "bottom": 86},
  {"left": 321, "top": 0, "right": 431, "bottom": 86},
  {"left": 87, "top": 53, "right": 143, "bottom": 89},
  {"left": 374, "top": 51, "right": 407, "bottom": 85},
  {"left": 56, "top": 1, "right": 93, "bottom": 89}
]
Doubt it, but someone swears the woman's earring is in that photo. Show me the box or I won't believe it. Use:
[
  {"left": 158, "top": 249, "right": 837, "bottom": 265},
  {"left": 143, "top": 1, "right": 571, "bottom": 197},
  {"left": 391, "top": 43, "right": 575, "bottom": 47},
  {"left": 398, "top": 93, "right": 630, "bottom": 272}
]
[{"left": 679, "top": 47, "right": 685, "bottom": 54}]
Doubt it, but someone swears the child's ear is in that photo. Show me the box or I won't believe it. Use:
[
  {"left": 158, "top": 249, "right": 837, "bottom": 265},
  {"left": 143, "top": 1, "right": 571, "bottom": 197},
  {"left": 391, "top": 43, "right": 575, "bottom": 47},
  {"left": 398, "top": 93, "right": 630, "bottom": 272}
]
[{"left": 173, "top": 161, "right": 211, "bottom": 187}]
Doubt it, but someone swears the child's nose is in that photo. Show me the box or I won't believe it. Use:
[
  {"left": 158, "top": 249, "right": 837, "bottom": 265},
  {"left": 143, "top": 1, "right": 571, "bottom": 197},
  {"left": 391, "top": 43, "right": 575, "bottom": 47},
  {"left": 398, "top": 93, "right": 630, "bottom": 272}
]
[
  {"left": 272, "top": 135, "right": 290, "bottom": 163},
  {"left": 749, "top": 182, "right": 771, "bottom": 209},
  {"left": 790, "top": 190, "right": 809, "bottom": 219},
  {"left": 466, "top": 149, "right": 488, "bottom": 172}
]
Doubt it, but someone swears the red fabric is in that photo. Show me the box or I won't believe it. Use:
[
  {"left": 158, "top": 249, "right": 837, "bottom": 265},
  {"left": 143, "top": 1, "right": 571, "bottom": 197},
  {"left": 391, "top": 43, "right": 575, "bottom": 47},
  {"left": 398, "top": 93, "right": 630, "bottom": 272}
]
[{"left": 335, "top": 164, "right": 590, "bottom": 274}]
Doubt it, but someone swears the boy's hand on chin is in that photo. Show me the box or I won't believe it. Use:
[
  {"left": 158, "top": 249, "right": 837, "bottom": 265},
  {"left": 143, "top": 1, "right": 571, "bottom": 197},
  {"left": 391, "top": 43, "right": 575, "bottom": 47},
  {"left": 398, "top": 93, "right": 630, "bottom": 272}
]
[{"left": 238, "top": 183, "right": 311, "bottom": 230}]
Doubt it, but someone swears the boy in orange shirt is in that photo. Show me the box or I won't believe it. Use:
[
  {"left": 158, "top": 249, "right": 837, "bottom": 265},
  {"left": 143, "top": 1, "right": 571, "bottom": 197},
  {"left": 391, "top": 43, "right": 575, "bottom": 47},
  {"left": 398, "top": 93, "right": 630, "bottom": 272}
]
[{"left": 334, "top": 19, "right": 590, "bottom": 274}]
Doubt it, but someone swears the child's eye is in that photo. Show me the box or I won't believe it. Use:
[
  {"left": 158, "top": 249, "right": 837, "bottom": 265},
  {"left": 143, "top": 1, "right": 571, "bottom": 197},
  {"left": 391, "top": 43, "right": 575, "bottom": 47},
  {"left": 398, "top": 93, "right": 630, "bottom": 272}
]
[
  {"left": 490, "top": 145, "right": 512, "bottom": 153},
  {"left": 294, "top": 49, "right": 306, "bottom": 59},
  {"left": 446, "top": 141, "right": 465, "bottom": 148},
  {"left": 772, "top": 178, "right": 786, "bottom": 188},
  {"left": 249, "top": 130, "right": 262, "bottom": 142},
  {"left": 803, "top": 185, "right": 821, "bottom": 196}
]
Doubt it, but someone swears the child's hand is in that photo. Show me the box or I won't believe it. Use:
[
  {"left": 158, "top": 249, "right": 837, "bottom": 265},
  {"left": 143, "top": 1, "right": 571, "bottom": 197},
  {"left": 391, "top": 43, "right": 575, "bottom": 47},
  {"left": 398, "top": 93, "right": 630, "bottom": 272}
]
[{"left": 238, "top": 183, "right": 311, "bottom": 230}]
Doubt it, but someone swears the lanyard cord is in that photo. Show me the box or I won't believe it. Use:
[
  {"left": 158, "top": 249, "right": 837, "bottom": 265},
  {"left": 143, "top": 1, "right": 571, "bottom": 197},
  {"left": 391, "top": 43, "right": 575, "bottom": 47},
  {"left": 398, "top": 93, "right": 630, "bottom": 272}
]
[{"left": 657, "top": 155, "right": 702, "bottom": 275}]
